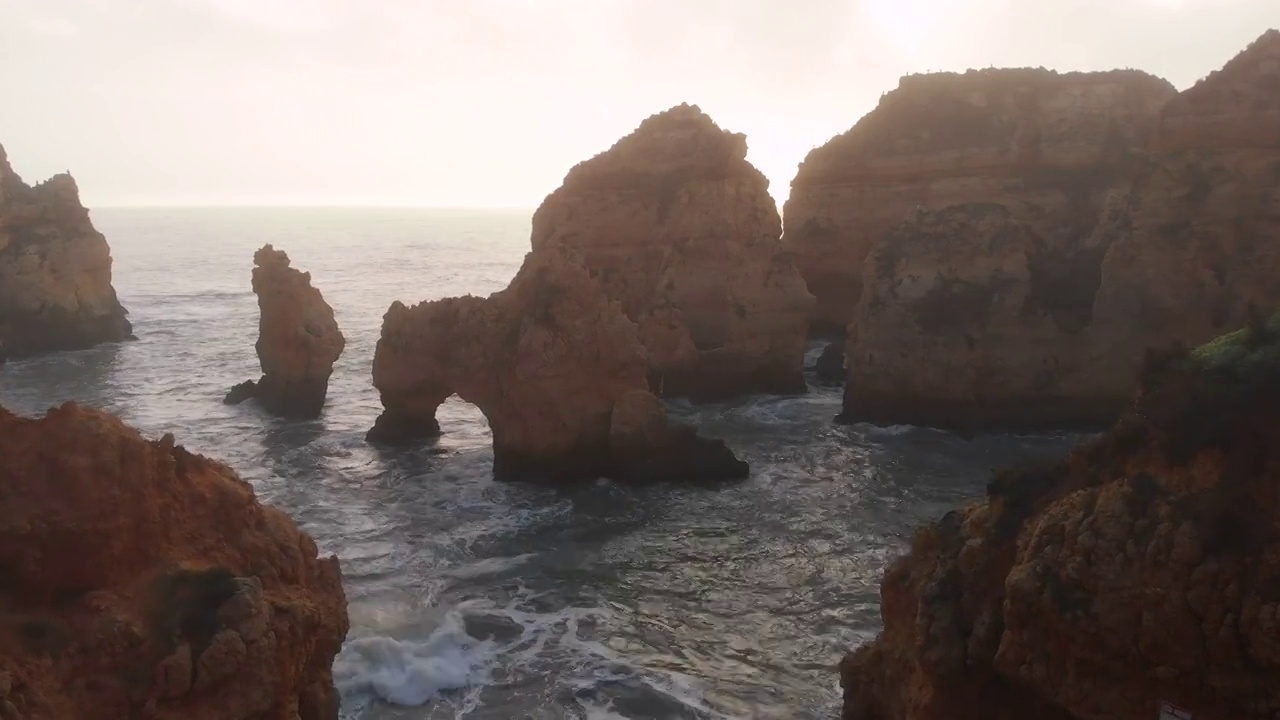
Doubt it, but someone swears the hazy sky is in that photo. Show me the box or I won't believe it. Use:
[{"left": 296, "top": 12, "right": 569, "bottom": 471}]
[{"left": 0, "top": 0, "right": 1275, "bottom": 207}]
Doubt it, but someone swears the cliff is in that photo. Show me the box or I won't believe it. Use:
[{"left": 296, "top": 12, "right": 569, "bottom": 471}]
[
  {"left": 367, "top": 249, "right": 748, "bottom": 483},
  {"left": 839, "top": 202, "right": 1126, "bottom": 430},
  {"left": 0, "top": 143, "right": 132, "bottom": 359},
  {"left": 532, "top": 104, "right": 814, "bottom": 400},
  {"left": 0, "top": 402, "right": 349, "bottom": 720},
  {"left": 1089, "top": 29, "right": 1280, "bottom": 395},
  {"left": 784, "top": 68, "right": 1176, "bottom": 334},
  {"left": 225, "top": 245, "right": 345, "bottom": 418},
  {"left": 840, "top": 311, "right": 1280, "bottom": 720}
]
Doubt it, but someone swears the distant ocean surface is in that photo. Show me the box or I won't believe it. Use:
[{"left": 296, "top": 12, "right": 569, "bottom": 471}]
[{"left": 0, "top": 208, "right": 1082, "bottom": 719}]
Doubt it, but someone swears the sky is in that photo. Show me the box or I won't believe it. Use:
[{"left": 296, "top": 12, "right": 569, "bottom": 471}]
[{"left": 0, "top": 0, "right": 1275, "bottom": 208}]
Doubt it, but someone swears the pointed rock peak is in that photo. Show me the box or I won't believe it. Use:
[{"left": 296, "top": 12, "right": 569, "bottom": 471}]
[{"left": 253, "top": 243, "right": 291, "bottom": 268}]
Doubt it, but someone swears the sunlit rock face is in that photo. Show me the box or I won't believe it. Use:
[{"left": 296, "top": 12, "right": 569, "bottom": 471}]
[
  {"left": 0, "top": 142, "right": 132, "bottom": 359},
  {"left": 367, "top": 249, "right": 748, "bottom": 484},
  {"left": 532, "top": 103, "right": 814, "bottom": 401},
  {"left": 224, "top": 244, "right": 345, "bottom": 418},
  {"left": 784, "top": 68, "right": 1175, "bottom": 335},
  {"left": 0, "top": 402, "right": 349, "bottom": 720},
  {"left": 840, "top": 311, "right": 1280, "bottom": 720}
]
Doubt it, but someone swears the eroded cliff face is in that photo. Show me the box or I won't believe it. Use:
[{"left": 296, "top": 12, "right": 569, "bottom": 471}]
[
  {"left": 840, "top": 313, "right": 1280, "bottom": 720},
  {"left": 533, "top": 104, "right": 814, "bottom": 400},
  {"left": 841, "top": 202, "right": 1126, "bottom": 430},
  {"left": 367, "top": 250, "right": 747, "bottom": 483},
  {"left": 225, "top": 245, "right": 345, "bottom": 418},
  {"left": 785, "top": 69, "right": 1176, "bottom": 334},
  {"left": 0, "top": 144, "right": 132, "bottom": 359},
  {"left": 0, "top": 402, "right": 349, "bottom": 720},
  {"left": 1090, "top": 29, "right": 1280, "bottom": 393}
]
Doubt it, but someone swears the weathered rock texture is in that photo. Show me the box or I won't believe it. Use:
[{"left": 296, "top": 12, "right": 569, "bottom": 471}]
[
  {"left": 533, "top": 104, "right": 814, "bottom": 400},
  {"left": 224, "top": 245, "right": 344, "bottom": 418},
  {"left": 0, "top": 143, "right": 132, "bottom": 359},
  {"left": 840, "top": 313, "right": 1280, "bottom": 720},
  {"left": 839, "top": 202, "right": 1126, "bottom": 431},
  {"left": 1090, "top": 29, "right": 1280, "bottom": 390},
  {"left": 367, "top": 250, "right": 748, "bottom": 483},
  {"left": 785, "top": 68, "right": 1176, "bottom": 335},
  {"left": 0, "top": 402, "right": 349, "bottom": 720}
]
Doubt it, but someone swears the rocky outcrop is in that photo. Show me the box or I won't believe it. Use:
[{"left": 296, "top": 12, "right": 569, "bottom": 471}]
[
  {"left": 533, "top": 104, "right": 814, "bottom": 400},
  {"left": 0, "top": 143, "right": 132, "bottom": 359},
  {"left": 1089, "top": 29, "right": 1280, "bottom": 393},
  {"left": 224, "top": 245, "right": 344, "bottom": 418},
  {"left": 0, "top": 402, "right": 349, "bottom": 720},
  {"left": 840, "top": 312, "right": 1280, "bottom": 719},
  {"left": 839, "top": 203, "right": 1124, "bottom": 430},
  {"left": 367, "top": 250, "right": 748, "bottom": 483},
  {"left": 812, "top": 341, "right": 846, "bottom": 384},
  {"left": 784, "top": 69, "right": 1176, "bottom": 334}
]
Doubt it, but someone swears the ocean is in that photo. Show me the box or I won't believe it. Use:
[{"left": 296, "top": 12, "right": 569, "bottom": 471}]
[{"left": 0, "top": 208, "right": 1082, "bottom": 719}]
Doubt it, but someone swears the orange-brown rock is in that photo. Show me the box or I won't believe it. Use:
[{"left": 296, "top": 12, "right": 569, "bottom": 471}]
[
  {"left": 784, "top": 69, "right": 1175, "bottom": 334},
  {"left": 366, "top": 250, "right": 748, "bottom": 483},
  {"left": 839, "top": 313, "right": 1280, "bottom": 719},
  {"left": 0, "top": 143, "right": 132, "bottom": 360},
  {"left": 1089, "top": 29, "right": 1280, "bottom": 394},
  {"left": 532, "top": 104, "right": 814, "bottom": 400},
  {"left": 224, "top": 245, "right": 345, "bottom": 418},
  {"left": 0, "top": 402, "right": 349, "bottom": 720},
  {"left": 839, "top": 203, "right": 1125, "bottom": 431}
]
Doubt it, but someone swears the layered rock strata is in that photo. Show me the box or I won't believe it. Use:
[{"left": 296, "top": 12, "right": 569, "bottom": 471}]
[
  {"left": 784, "top": 69, "right": 1176, "bottom": 334},
  {"left": 224, "top": 245, "right": 345, "bottom": 418},
  {"left": 367, "top": 250, "right": 748, "bottom": 483},
  {"left": 840, "top": 312, "right": 1280, "bottom": 720},
  {"left": 0, "top": 402, "right": 349, "bottom": 720},
  {"left": 0, "top": 143, "right": 132, "bottom": 359},
  {"left": 533, "top": 104, "right": 814, "bottom": 400}
]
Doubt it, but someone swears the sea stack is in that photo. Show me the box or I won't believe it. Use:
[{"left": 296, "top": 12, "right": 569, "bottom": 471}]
[
  {"left": 0, "top": 142, "right": 132, "bottom": 359},
  {"left": 0, "top": 402, "right": 349, "bottom": 720},
  {"left": 367, "top": 250, "right": 748, "bottom": 483},
  {"left": 225, "top": 244, "right": 345, "bottom": 418},
  {"left": 532, "top": 103, "right": 815, "bottom": 401},
  {"left": 784, "top": 68, "right": 1175, "bottom": 335},
  {"left": 839, "top": 312, "right": 1280, "bottom": 720}
]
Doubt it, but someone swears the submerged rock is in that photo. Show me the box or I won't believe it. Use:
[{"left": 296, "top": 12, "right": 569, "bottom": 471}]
[
  {"left": 839, "top": 312, "right": 1280, "bottom": 719},
  {"left": 367, "top": 250, "right": 748, "bottom": 483},
  {"left": 534, "top": 104, "right": 814, "bottom": 401},
  {"left": 784, "top": 67, "right": 1174, "bottom": 334},
  {"left": 0, "top": 143, "right": 132, "bottom": 358},
  {"left": 227, "top": 245, "right": 344, "bottom": 418},
  {"left": 0, "top": 402, "right": 349, "bottom": 720}
]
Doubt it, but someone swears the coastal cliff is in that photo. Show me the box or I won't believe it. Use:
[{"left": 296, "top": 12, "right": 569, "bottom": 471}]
[
  {"left": 0, "top": 143, "right": 132, "bottom": 359},
  {"left": 840, "top": 312, "right": 1280, "bottom": 720},
  {"left": 225, "top": 245, "right": 345, "bottom": 418},
  {"left": 533, "top": 104, "right": 814, "bottom": 400},
  {"left": 0, "top": 403, "right": 349, "bottom": 720},
  {"left": 367, "top": 250, "right": 748, "bottom": 483},
  {"left": 784, "top": 68, "right": 1174, "bottom": 335}
]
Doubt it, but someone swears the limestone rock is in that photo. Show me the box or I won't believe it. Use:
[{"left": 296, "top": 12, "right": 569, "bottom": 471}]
[
  {"left": 533, "top": 104, "right": 815, "bottom": 400},
  {"left": 367, "top": 250, "right": 748, "bottom": 483},
  {"left": 1090, "top": 29, "right": 1280, "bottom": 397},
  {"left": 839, "top": 203, "right": 1122, "bottom": 431},
  {"left": 0, "top": 143, "right": 132, "bottom": 359},
  {"left": 784, "top": 69, "right": 1175, "bottom": 334},
  {"left": 812, "top": 341, "right": 846, "bottom": 384},
  {"left": 839, "top": 313, "right": 1280, "bottom": 719},
  {"left": 0, "top": 402, "right": 349, "bottom": 720},
  {"left": 226, "top": 245, "right": 344, "bottom": 418}
]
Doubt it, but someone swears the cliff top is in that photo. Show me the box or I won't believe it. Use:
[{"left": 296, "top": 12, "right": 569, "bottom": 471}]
[
  {"left": 1164, "top": 28, "right": 1280, "bottom": 117},
  {"left": 549, "top": 103, "right": 763, "bottom": 195},
  {"left": 790, "top": 66, "right": 1175, "bottom": 187},
  {"left": 0, "top": 141, "right": 87, "bottom": 215}
]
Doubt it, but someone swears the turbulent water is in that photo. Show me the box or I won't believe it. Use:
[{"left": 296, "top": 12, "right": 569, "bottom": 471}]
[{"left": 0, "top": 208, "right": 1083, "bottom": 719}]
